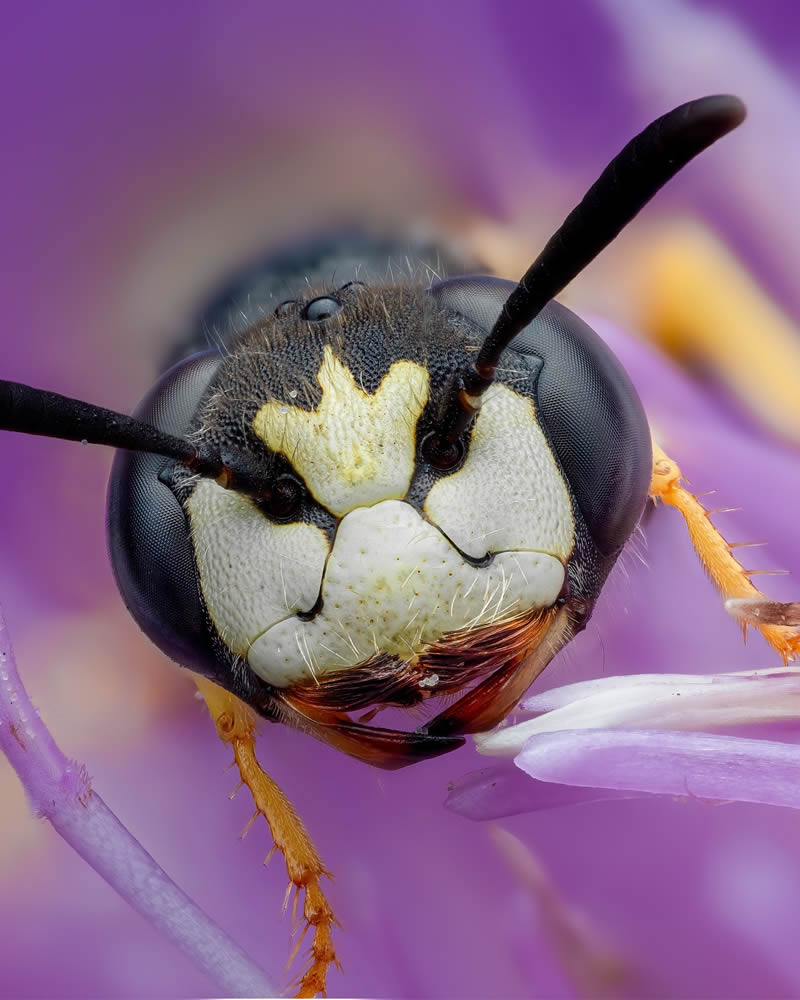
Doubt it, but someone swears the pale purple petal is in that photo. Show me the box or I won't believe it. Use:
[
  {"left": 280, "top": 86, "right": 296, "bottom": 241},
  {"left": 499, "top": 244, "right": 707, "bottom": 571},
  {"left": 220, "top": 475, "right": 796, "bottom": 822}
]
[
  {"left": 517, "top": 729, "right": 800, "bottom": 808},
  {"left": 520, "top": 670, "right": 793, "bottom": 713},
  {"left": 444, "top": 763, "right": 644, "bottom": 820},
  {"left": 491, "top": 827, "right": 643, "bottom": 999}
]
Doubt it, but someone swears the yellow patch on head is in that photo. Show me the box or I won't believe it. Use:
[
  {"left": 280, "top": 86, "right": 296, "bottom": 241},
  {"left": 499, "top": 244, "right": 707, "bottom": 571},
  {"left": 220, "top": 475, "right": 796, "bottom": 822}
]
[{"left": 253, "top": 345, "right": 430, "bottom": 516}]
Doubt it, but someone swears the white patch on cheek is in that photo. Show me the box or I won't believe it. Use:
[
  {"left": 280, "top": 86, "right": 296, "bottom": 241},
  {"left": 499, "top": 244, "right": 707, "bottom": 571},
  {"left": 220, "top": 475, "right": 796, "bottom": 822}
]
[
  {"left": 424, "top": 385, "right": 574, "bottom": 560},
  {"left": 187, "top": 479, "right": 329, "bottom": 657},
  {"left": 252, "top": 346, "right": 430, "bottom": 517},
  {"left": 249, "top": 500, "right": 564, "bottom": 688}
]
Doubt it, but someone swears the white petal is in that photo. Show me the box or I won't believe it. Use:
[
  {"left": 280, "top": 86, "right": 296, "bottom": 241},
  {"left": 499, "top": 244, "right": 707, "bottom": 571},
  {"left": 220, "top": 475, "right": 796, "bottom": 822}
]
[{"left": 475, "top": 668, "right": 800, "bottom": 758}]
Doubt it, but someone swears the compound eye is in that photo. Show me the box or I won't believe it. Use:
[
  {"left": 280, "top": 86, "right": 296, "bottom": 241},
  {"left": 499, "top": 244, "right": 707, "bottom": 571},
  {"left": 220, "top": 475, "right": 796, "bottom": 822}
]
[
  {"left": 304, "top": 296, "right": 341, "bottom": 321},
  {"left": 107, "top": 350, "right": 223, "bottom": 675},
  {"left": 420, "top": 432, "right": 465, "bottom": 472},
  {"left": 260, "top": 476, "right": 303, "bottom": 521}
]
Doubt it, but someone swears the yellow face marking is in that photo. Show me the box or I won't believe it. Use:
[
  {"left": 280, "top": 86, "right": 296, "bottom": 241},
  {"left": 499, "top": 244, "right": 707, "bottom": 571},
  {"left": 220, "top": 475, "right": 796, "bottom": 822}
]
[{"left": 253, "top": 345, "right": 430, "bottom": 517}]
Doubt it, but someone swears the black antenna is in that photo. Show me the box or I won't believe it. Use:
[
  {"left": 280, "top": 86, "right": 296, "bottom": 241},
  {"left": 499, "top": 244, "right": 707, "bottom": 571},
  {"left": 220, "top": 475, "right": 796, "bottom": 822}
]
[
  {"left": 443, "top": 94, "right": 746, "bottom": 444},
  {"left": 0, "top": 379, "right": 264, "bottom": 494}
]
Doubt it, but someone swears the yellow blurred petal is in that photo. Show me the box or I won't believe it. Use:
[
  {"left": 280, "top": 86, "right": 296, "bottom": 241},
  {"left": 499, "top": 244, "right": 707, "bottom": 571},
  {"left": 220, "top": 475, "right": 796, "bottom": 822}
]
[{"left": 635, "top": 221, "right": 800, "bottom": 444}]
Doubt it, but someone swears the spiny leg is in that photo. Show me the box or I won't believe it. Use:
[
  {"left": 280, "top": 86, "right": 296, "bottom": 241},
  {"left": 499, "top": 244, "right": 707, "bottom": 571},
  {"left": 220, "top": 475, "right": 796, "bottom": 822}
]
[
  {"left": 195, "top": 676, "right": 339, "bottom": 998},
  {"left": 649, "top": 442, "right": 800, "bottom": 662}
]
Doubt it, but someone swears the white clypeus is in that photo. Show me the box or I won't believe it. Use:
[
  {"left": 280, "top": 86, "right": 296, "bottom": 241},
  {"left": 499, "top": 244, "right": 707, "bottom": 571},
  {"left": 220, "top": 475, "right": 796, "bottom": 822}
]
[
  {"left": 249, "top": 500, "right": 565, "bottom": 685},
  {"left": 190, "top": 489, "right": 566, "bottom": 687}
]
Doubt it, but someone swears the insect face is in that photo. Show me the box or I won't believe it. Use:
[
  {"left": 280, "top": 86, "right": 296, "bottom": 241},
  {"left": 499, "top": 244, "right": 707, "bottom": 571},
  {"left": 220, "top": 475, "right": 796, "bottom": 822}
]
[
  {"left": 2, "top": 95, "right": 747, "bottom": 769},
  {"left": 109, "top": 282, "right": 588, "bottom": 757},
  {"left": 104, "top": 249, "right": 660, "bottom": 772}
]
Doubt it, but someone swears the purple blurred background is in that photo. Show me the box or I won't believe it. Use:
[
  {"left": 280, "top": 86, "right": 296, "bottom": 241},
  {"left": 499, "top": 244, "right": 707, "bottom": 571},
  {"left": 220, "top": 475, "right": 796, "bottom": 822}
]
[{"left": 2, "top": 1, "right": 800, "bottom": 996}]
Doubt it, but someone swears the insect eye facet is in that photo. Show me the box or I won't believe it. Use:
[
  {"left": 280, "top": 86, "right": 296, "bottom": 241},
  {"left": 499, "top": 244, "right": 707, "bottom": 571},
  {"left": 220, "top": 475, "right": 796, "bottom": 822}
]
[
  {"left": 304, "top": 296, "right": 341, "bottom": 321},
  {"left": 107, "top": 350, "right": 224, "bottom": 675},
  {"left": 420, "top": 432, "right": 465, "bottom": 472},
  {"left": 259, "top": 476, "right": 303, "bottom": 521}
]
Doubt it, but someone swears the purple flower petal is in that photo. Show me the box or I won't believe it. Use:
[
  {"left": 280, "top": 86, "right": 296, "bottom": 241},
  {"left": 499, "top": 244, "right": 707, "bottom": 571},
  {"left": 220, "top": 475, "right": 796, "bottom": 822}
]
[
  {"left": 516, "top": 728, "right": 800, "bottom": 808},
  {"left": 520, "top": 670, "right": 784, "bottom": 713},
  {"left": 444, "top": 763, "right": 644, "bottom": 820}
]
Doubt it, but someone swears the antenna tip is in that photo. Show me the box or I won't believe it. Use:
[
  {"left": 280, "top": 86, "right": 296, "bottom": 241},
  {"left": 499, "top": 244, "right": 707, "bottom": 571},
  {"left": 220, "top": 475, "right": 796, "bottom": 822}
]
[{"left": 684, "top": 93, "right": 747, "bottom": 137}]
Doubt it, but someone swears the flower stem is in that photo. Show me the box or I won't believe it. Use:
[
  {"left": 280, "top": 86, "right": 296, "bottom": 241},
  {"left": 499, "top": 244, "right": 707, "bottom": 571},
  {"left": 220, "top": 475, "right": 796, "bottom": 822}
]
[{"left": 0, "top": 603, "right": 275, "bottom": 998}]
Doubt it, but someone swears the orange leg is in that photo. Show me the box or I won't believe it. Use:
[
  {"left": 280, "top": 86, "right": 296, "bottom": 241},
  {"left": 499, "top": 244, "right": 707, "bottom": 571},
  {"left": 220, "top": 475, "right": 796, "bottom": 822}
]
[
  {"left": 650, "top": 442, "right": 800, "bottom": 662},
  {"left": 195, "top": 677, "right": 339, "bottom": 998}
]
